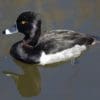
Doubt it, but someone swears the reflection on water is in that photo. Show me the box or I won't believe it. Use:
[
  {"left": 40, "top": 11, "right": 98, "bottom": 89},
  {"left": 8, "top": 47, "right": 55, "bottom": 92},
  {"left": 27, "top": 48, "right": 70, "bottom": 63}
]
[
  {"left": 2, "top": 57, "right": 80, "bottom": 98},
  {"left": 3, "top": 59, "right": 41, "bottom": 97}
]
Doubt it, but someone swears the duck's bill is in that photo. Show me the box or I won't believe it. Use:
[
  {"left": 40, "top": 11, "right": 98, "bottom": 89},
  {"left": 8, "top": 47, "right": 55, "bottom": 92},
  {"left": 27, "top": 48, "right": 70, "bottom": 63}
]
[{"left": 2, "top": 24, "right": 18, "bottom": 35}]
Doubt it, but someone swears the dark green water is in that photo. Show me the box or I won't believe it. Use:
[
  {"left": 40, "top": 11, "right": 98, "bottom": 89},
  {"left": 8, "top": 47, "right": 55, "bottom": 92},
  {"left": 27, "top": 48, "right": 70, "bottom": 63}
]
[{"left": 0, "top": 0, "right": 100, "bottom": 100}]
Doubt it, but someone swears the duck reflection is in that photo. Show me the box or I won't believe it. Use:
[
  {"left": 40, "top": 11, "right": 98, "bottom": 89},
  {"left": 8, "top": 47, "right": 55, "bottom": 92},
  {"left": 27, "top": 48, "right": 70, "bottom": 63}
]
[{"left": 3, "top": 59, "right": 41, "bottom": 97}]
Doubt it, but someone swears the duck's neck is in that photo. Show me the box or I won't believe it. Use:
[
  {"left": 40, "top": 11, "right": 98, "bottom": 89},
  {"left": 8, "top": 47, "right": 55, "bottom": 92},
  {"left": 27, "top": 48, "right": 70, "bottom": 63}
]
[{"left": 24, "top": 26, "right": 41, "bottom": 47}]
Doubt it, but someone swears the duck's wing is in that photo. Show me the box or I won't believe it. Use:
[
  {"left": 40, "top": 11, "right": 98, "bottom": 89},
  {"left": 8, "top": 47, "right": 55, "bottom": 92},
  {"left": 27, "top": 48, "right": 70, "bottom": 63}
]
[{"left": 37, "top": 30, "right": 94, "bottom": 54}]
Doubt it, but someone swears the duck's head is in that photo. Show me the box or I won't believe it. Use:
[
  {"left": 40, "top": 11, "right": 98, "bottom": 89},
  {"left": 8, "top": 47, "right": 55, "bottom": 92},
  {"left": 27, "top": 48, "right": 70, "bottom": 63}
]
[{"left": 3, "top": 11, "right": 41, "bottom": 39}]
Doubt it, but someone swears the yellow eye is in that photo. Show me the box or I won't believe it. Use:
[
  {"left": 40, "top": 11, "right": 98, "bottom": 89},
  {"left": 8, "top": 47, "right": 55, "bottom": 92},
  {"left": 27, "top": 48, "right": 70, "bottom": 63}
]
[{"left": 21, "top": 21, "right": 28, "bottom": 24}]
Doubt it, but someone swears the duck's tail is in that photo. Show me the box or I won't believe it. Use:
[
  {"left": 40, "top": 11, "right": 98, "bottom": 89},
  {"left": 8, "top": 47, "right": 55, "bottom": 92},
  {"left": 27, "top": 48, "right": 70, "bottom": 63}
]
[{"left": 92, "top": 35, "right": 100, "bottom": 45}]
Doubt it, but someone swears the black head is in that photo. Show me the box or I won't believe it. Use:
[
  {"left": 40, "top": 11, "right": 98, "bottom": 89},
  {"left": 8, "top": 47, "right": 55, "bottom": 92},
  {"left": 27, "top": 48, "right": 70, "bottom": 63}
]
[
  {"left": 16, "top": 11, "right": 41, "bottom": 36},
  {"left": 2, "top": 11, "right": 41, "bottom": 37}
]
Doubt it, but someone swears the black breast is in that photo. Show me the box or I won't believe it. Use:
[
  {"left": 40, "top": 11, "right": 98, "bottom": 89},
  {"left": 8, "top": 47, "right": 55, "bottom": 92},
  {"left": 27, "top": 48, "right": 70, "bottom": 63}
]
[{"left": 10, "top": 41, "right": 41, "bottom": 64}]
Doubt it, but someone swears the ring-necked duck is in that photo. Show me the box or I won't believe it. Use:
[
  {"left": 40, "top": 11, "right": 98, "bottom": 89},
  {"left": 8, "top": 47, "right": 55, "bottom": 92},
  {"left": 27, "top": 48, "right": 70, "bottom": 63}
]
[{"left": 2, "top": 11, "right": 97, "bottom": 65}]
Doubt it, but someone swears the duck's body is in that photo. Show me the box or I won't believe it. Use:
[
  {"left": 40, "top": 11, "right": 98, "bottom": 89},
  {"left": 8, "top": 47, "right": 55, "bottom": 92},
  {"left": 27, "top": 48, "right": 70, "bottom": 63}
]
[
  {"left": 3, "top": 11, "right": 96, "bottom": 65},
  {"left": 10, "top": 29, "right": 94, "bottom": 65}
]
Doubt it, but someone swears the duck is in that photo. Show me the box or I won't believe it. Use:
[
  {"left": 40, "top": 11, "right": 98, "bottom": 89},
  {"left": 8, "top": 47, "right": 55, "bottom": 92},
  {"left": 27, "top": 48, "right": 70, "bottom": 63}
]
[{"left": 2, "top": 11, "right": 97, "bottom": 65}]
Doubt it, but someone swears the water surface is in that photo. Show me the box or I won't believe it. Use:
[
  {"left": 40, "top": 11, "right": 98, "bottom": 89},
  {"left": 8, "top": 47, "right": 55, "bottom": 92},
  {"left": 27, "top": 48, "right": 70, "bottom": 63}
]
[{"left": 0, "top": 0, "right": 100, "bottom": 100}]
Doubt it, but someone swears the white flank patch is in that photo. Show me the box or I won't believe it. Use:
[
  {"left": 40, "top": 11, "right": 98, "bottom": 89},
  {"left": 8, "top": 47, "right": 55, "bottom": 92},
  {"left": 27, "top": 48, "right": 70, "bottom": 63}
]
[{"left": 40, "top": 45, "right": 87, "bottom": 65}]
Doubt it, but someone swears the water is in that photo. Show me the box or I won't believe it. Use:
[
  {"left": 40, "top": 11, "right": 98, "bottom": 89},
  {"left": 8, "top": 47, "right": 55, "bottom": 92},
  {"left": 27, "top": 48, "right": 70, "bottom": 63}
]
[{"left": 0, "top": 0, "right": 100, "bottom": 100}]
